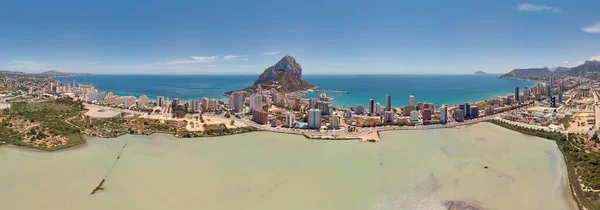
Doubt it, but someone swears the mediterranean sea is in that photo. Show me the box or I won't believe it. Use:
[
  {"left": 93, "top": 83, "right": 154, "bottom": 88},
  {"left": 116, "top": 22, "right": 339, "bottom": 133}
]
[{"left": 57, "top": 74, "right": 536, "bottom": 107}]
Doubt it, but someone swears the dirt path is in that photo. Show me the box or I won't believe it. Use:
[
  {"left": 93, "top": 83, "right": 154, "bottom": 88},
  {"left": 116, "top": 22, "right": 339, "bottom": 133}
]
[
  {"left": 18, "top": 124, "right": 38, "bottom": 134},
  {"left": 65, "top": 116, "right": 81, "bottom": 129}
]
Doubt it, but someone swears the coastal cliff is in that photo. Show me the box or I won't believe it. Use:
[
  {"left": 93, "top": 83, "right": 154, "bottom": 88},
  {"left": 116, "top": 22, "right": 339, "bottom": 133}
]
[
  {"left": 498, "top": 60, "right": 600, "bottom": 80},
  {"left": 226, "top": 56, "right": 315, "bottom": 94},
  {"left": 561, "top": 60, "right": 600, "bottom": 79},
  {"left": 498, "top": 67, "right": 551, "bottom": 81}
]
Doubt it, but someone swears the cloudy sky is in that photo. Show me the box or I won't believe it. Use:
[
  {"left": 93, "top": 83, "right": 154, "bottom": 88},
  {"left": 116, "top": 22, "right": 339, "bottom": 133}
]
[{"left": 1, "top": 0, "right": 599, "bottom": 74}]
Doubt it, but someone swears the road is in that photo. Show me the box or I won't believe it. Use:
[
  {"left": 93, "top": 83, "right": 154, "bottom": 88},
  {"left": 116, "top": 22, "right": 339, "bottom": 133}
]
[
  {"left": 594, "top": 90, "right": 600, "bottom": 130},
  {"left": 65, "top": 116, "right": 81, "bottom": 129},
  {"left": 85, "top": 104, "right": 150, "bottom": 116},
  {"left": 238, "top": 112, "right": 521, "bottom": 138}
]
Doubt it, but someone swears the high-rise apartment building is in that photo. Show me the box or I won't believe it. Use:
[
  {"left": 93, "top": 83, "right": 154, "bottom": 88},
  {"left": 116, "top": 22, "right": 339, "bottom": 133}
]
[
  {"left": 440, "top": 105, "right": 448, "bottom": 124},
  {"left": 385, "top": 94, "right": 391, "bottom": 111},
  {"left": 307, "top": 109, "right": 322, "bottom": 129}
]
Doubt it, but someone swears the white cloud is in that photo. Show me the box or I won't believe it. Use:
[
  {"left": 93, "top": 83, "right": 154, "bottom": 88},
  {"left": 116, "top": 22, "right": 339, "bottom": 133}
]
[
  {"left": 591, "top": 56, "right": 600, "bottom": 61},
  {"left": 222, "top": 55, "right": 241, "bottom": 60},
  {"left": 166, "top": 60, "right": 198, "bottom": 65},
  {"left": 260, "top": 51, "right": 279, "bottom": 56},
  {"left": 87, "top": 61, "right": 100, "bottom": 65},
  {"left": 190, "top": 56, "right": 218, "bottom": 62},
  {"left": 562, "top": 61, "right": 584, "bottom": 67},
  {"left": 516, "top": 3, "right": 560, "bottom": 12},
  {"left": 167, "top": 56, "right": 218, "bottom": 65},
  {"left": 581, "top": 23, "right": 600, "bottom": 34}
]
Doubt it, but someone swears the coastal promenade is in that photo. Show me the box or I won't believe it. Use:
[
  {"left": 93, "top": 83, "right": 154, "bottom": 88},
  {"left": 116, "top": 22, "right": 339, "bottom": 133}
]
[{"left": 238, "top": 112, "right": 526, "bottom": 141}]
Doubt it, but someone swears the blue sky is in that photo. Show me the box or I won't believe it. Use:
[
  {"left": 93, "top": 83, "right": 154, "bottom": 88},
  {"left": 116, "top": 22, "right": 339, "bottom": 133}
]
[{"left": 0, "top": 0, "right": 599, "bottom": 74}]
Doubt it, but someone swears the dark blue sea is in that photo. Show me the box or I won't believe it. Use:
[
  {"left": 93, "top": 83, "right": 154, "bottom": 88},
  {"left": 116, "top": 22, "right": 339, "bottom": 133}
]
[{"left": 57, "top": 74, "right": 536, "bottom": 108}]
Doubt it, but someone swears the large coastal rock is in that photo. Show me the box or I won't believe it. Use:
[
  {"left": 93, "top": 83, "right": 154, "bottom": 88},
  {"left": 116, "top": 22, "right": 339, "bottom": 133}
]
[
  {"left": 225, "top": 56, "right": 315, "bottom": 95},
  {"left": 254, "top": 55, "right": 303, "bottom": 85},
  {"left": 224, "top": 56, "right": 315, "bottom": 95}
]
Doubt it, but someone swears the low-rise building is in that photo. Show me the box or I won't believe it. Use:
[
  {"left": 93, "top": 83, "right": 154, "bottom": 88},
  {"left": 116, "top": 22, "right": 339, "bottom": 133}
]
[
  {"left": 201, "top": 97, "right": 209, "bottom": 109},
  {"left": 470, "top": 107, "right": 479, "bottom": 118},
  {"left": 354, "top": 104, "right": 365, "bottom": 115},
  {"left": 410, "top": 110, "right": 420, "bottom": 123},
  {"left": 138, "top": 95, "right": 149, "bottom": 108},
  {"left": 421, "top": 109, "right": 432, "bottom": 121},
  {"left": 208, "top": 99, "right": 218, "bottom": 110},
  {"left": 402, "top": 105, "right": 416, "bottom": 116},
  {"left": 454, "top": 109, "right": 464, "bottom": 122},
  {"left": 285, "top": 113, "right": 295, "bottom": 127},
  {"left": 190, "top": 100, "right": 201, "bottom": 111},
  {"left": 484, "top": 105, "right": 494, "bottom": 115},
  {"left": 252, "top": 109, "right": 269, "bottom": 125},
  {"left": 383, "top": 111, "right": 395, "bottom": 123},
  {"left": 329, "top": 115, "right": 340, "bottom": 129}
]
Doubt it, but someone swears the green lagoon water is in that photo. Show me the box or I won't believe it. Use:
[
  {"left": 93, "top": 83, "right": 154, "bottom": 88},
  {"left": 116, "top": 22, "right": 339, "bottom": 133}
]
[{"left": 0, "top": 123, "right": 576, "bottom": 210}]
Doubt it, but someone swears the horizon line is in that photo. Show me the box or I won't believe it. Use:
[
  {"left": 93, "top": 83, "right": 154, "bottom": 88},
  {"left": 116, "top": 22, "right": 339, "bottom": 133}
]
[{"left": 62, "top": 73, "right": 506, "bottom": 76}]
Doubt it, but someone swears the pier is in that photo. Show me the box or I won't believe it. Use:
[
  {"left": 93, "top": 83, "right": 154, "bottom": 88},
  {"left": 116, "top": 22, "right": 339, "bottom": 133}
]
[{"left": 314, "top": 90, "right": 350, "bottom": 94}]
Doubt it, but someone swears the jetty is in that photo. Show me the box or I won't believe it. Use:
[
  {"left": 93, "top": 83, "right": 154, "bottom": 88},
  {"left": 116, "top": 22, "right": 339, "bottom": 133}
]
[{"left": 314, "top": 90, "right": 350, "bottom": 94}]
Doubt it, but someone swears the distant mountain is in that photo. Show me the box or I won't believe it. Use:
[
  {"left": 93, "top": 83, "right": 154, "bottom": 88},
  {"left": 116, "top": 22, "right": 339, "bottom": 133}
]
[
  {"left": 498, "top": 67, "right": 552, "bottom": 81},
  {"left": 498, "top": 60, "right": 600, "bottom": 80},
  {"left": 553, "top": 67, "right": 571, "bottom": 73},
  {"left": 474, "top": 71, "right": 487, "bottom": 75},
  {"left": 0, "top": 70, "right": 30, "bottom": 76},
  {"left": 39, "top": 70, "right": 92, "bottom": 77},
  {"left": 0, "top": 70, "right": 91, "bottom": 78},
  {"left": 561, "top": 60, "right": 600, "bottom": 79},
  {"left": 226, "top": 56, "right": 315, "bottom": 95}
]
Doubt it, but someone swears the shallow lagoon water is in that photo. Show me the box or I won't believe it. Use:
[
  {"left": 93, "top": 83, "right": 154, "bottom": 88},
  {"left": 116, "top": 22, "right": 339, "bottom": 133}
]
[{"left": 0, "top": 122, "right": 576, "bottom": 210}]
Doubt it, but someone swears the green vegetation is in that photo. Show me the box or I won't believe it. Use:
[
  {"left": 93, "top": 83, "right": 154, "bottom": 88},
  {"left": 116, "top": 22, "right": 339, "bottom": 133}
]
[
  {"left": 71, "top": 116, "right": 129, "bottom": 137},
  {"left": 561, "top": 115, "right": 573, "bottom": 129},
  {"left": 489, "top": 120, "right": 597, "bottom": 209},
  {"left": 2, "top": 98, "right": 86, "bottom": 150},
  {"left": 396, "top": 118, "right": 409, "bottom": 126},
  {"left": 0, "top": 125, "right": 22, "bottom": 146},
  {"left": 175, "top": 124, "right": 258, "bottom": 138},
  {"left": 172, "top": 107, "right": 186, "bottom": 118}
]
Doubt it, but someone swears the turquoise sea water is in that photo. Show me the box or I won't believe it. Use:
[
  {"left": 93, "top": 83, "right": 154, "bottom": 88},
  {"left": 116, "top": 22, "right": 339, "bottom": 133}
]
[{"left": 57, "top": 74, "right": 536, "bottom": 108}]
